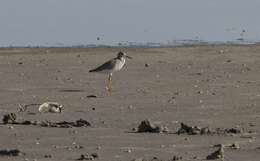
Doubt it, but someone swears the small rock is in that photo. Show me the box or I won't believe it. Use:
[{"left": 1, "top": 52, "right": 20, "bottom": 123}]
[
  {"left": 126, "top": 149, "right": 132, "bottom": 153},
  {"left": 8, "top": 126, "right": 14, "bottom": 129},
  {"left": 137, "top": 120, "right": 161, "bottom": 133},
  {"left": 219, "top": 50, "right": 224, "bottom": 54},
  {"left": 75, "top": 145, "right": 84, "bottom": 149},
  {"left": 197, "top": 90, "right": 203, "bottom": 94},
  {"left": 75, "top": 119, "right": 91, "bottom": 127},
  {"left": 230, "top": 143, "right": 240, "bottom": 149},
  {"left": 128, "top": 105, "right": 133, "bottom": 109},
  {"left": 161, "top": 126, "right": 169, "bottom": 133},
  {"left": 132, "top": 127, "right": 137, "bottom": 132},
  {"left": 226, "top": 59, "right": 232, "bottom": 63},
  {"left": 206, "top": 145, "right": 224, "bottom": 160},
  {"left": 145, "top": 63, "right": 149, "bottom": 67}
]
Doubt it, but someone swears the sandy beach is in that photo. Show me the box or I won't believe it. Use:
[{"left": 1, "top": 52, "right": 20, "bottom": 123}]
[{"left": 0, "top": 45, "right": 259, "bottom": 161}]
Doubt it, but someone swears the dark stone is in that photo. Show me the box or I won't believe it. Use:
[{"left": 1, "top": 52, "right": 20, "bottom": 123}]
[{"left": 137, "top": 120, "right": 161, "bottom": 133}]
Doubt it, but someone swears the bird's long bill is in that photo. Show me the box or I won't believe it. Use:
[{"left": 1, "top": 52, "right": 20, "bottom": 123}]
[{"left": 126, "top": 55, "right": 133, "bottom": 59}]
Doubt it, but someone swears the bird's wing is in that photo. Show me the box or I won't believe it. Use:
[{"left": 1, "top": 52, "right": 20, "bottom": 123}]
[{"left": 89, "top": 58, "right": 117, "bottom": 72}]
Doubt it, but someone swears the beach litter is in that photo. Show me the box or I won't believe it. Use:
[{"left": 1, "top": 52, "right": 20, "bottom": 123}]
[{"left": 38, "top": 102, "right": 63, "bottom": 113}]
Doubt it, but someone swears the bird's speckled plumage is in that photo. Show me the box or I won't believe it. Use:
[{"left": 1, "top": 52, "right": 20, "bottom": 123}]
[{"left": 89, "top": 52, "right": 128, "bottom": 74}]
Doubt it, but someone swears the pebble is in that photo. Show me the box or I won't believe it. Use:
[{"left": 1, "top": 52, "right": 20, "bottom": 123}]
[{"left": 128, "top": 105, "right": 133, "bottom": 109}]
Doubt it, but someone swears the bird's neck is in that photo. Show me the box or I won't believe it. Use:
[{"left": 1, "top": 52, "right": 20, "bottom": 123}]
[{"left": 118, "top": 56, "right": 125, "bottom": 62}]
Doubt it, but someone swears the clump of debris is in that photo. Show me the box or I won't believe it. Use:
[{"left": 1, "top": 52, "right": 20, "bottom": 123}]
[
  {"left": 132, "top": 156, "right": 182, "bottom": 161},
  {"left": 2, "top": 113, "right": 91, "bottom": 128},
  {"left": 137, "top": 119, "right": 168, "bottom": 133},
  {"left": 0, "top": 149, "right": 24, "bottom": 157},
  {"left": 177, "top": 123, "right": 243, "bottom": 136},
  {"left": 2, "top": 113, "right": 17, "bottom": 124},
  {"left": 215, "top": 127, "right": 243, "bottom": 135},
  {"left": 177, "top": 123, "right": 212, "bottom": 135},
  {"left": 78, "top": 152, "right": 99, "bottom": 160},
  {"left": 40, "top": 119, "right": 91, "bottom": 128}
]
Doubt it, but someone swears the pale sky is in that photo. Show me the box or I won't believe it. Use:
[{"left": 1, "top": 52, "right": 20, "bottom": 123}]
[{"left": 0, "top": 0, "right": 260, "bottom": 46}]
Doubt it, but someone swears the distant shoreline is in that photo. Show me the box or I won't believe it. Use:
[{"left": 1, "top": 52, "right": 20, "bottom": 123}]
[{"left": 0, "top": 39, "right": 259, "bottom": 48}]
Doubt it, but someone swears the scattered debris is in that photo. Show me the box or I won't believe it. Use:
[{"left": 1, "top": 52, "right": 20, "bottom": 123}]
[
  {"left": 177, "top": 123, "right": 242, "bottom": 136},
  {"left": 137, "top": 120, "right": 165, "bottom": 133},
  {"left": 38, "top": 102, "right": 63, "bottom": 113},
  {"left": 87, "top": 95, "right": 97, "bottom": 98},
  {"left": 132, "top": 156, "right": 181, "bottom": 161},
  {"left": 53, "top": 145, "right": 83, "bottom": 150},
  {"left": 224, "top": 127, "right": 242, "bottom": 134},
  {"left": 177, "top": 123, "right": 212, "bottom": 135},
  {"left": 0, "top": 149, "right": 24, "bottom": 156},
  {"left": 78, "top": 152, "right": 99, "bottom": 160},
  {"left": 215, "top": 127, "right": 242, "bottom": 135},
  {"left": 40, "top": 119, "right": 91, "bottom": 128},
  {"left": 206, "top": 145, "right": 224, "bottom": 160},
  {"left": 214, "top": 143, "right": 240, "bottom": 150},
  {"left": 44, "top": 154, "right": 52, "bottom": 158},
  {"left": 2, "top": 113, "right": 91, "bottom": 128},
  {"left": 171, "top": 155, "right": 182, "bottom": 161}
]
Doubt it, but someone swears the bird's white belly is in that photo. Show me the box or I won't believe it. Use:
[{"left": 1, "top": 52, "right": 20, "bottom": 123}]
[{"left": 114, "top": 59, "right": 125, "bottom": 71}]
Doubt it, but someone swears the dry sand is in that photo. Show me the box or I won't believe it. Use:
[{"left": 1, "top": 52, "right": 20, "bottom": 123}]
[{"left": 0, "top": 45, "right": 259, "bottom": 161}]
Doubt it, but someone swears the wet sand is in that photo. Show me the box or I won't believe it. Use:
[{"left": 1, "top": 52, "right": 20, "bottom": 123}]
[{"left": 0, "top": 45, "right": 260, "bottom": 161}]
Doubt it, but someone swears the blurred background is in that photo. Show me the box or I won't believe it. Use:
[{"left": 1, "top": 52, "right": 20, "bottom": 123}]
[{"left": 0, "top": 0, "right": 259, "bottom": 46}]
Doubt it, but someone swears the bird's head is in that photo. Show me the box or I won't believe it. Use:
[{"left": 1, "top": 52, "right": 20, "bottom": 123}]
[{"left": 117, "top": 52, "right": 132, "bottom": 59}]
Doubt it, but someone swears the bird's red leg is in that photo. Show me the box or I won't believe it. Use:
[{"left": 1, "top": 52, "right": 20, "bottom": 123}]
[{"left": 108, "top": 74, "right": 113, "bottom": 92}]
